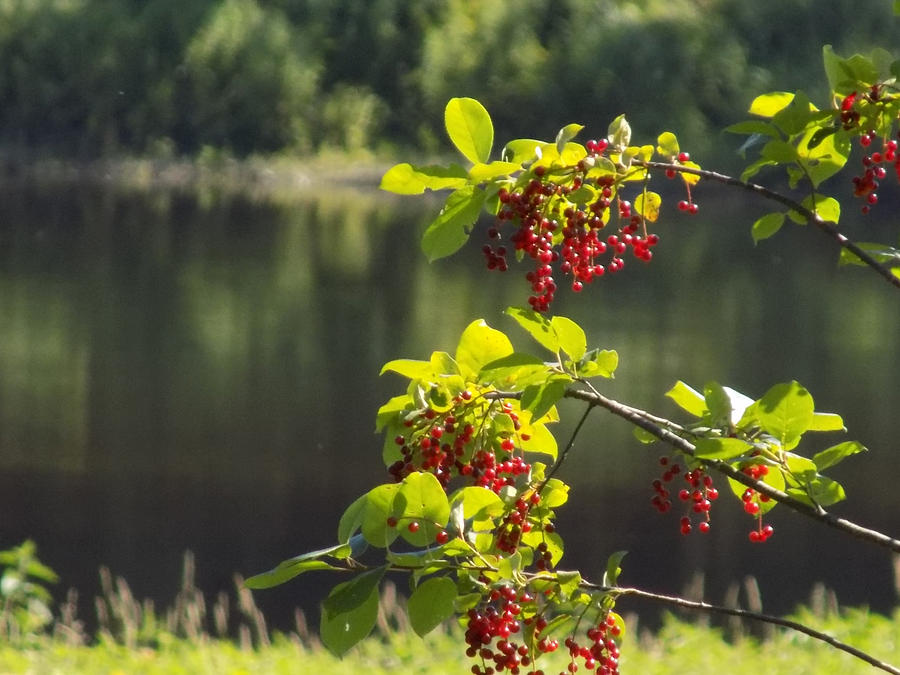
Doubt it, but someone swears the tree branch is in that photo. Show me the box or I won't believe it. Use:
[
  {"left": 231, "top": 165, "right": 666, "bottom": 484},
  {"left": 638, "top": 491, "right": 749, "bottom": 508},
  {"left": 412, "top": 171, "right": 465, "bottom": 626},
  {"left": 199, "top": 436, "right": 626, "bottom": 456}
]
[
  {"left": 637, "top": 160, "right": 900, "bottom": 291},
  {"left": 561, "top": 386, "right": 900, "bottom": 554},
  {"left": 577, "top": 580, "right": 900, "bottom": 675}
]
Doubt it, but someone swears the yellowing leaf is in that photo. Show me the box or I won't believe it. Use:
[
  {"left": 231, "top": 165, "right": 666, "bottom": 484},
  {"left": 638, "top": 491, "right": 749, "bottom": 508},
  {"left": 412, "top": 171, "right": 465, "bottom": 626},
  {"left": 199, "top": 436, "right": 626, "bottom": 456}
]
[
  {"left": 635, "top": 191, "right": 662, "bottom": 223},
  {"left": 749, "top": 92, "right": 795, "bottom": 118}
]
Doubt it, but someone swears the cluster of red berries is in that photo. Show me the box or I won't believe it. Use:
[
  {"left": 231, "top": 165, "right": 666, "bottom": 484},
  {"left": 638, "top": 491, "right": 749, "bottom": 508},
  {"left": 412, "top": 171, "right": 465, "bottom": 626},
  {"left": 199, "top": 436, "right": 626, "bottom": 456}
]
[
  {"left": 388, "top": 394, "right": 531, "bottom": 494},
  {"left": 740, "top": 463, "right": 775, "bottom": 542},
  {"left": 495, "top": 493, "right": 541, "bottom": 554},
  {"left": 650, "top": 457, "right": 718, "bottom": 535},
  {"left": 480, "top": 140, "right": 698, "bottom": 311},
  {"left": 561, "top": 614, "right": 622, "bottom": 675},
  {"left": 465, "top": 585, "right": 529, "bottom": 674},
  {"left": 853, "top": 133, "right": 899, "bottom": 214}
]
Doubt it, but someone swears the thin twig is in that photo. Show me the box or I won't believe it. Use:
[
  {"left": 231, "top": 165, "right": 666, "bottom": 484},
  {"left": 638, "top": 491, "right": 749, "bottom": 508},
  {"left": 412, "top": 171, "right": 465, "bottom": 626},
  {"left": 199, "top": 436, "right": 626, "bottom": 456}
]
[
  {"left": 578, "top": 581, "right": 900, "bottom": 675},
  {"left": 541, "top": 403, "right": 593, "bottom": 488},
  {"left": 637, "top": 160, "right": 900, "bottom": 290}
]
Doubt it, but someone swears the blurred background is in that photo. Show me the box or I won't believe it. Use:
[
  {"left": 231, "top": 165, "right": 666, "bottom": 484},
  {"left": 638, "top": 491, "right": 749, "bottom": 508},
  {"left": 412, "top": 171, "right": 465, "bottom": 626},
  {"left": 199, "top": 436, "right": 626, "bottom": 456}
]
[{"left": 0, "top": 0, "right": 898, "bottom": 634}]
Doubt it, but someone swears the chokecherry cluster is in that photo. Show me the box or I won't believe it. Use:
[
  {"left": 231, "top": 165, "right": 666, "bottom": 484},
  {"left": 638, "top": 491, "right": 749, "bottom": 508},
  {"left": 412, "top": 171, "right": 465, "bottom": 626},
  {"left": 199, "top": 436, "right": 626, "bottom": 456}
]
[
  {"left": 650, "top": 457, "right": 718, "bottom": 535},
  {"left": 388, "top": 393, "right": 531, "bottom": 494},
  {"left": 562, "top": 614, "right": 622, "bottom": 675},
  {"left": 853, "top": 132, "right": 899, "bottom": 214},
  {"left": 839, "top": 86, "right": 900, "bottom": 214},
  {"left": 481, "top": 142, "right": 696, "bottom": 311},
  {"left": 740, "top": 463, "right": 775, "bottom": 543}
]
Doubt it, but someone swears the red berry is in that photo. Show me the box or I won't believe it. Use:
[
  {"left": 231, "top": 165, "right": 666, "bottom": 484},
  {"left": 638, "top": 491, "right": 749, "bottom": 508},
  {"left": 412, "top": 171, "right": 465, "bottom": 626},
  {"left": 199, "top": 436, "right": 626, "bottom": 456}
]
[
  {"left": 408, "top": 521, "right": 420, "bottom": 533},
  {"left": 436, "top": 530, "right": 449, "bottom": 544}
]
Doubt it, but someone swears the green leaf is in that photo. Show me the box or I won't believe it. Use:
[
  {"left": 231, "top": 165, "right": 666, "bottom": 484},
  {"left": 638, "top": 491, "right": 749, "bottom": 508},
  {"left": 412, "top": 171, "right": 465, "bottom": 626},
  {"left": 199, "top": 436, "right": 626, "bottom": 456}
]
[
  {"left": 379, "top": 163, "right": 468, "bottom": 195},
  {"left": 555, "top": 123, "right": 584, "bottom": 154},
  {"left": 338, "top": 495, "right": 368, "bottom": 543},
  {"left": 521, "top": 375, "right": 571, "bottom": 421},
  {"left": 838, "top": 242, "right": 900, "bottom": 267},
  {"left": 452, "top": 486, "right": 505, "bottom": 521},
  {"left": 809, "top": 412, "right": 845, "bottom": 432},
  {"left": 704, "top": 382, "right": 753, "bottom": 428},
  {"left": 468, "top": 161, "right": 522, "bottom": 183},
  {"left": 245, "top": 559, "right": 341, "bottom": 589},
  {"left": 394, "top": 472, "right": 451, "bottom": 547},
  {"left": 760, "top": 139, "right": 798, "bottom": 163},
  {"left": 551, "top": 316, "right": 586, "bottom": 361},
  {"left": 784, "top": 453, "right": 819, "bottom": 484},
  {"left": 656, "top": 132, "right": 679, "bottom": 156},
  {"left": 577, "top": 349, "right": 618, "bottom": 378},
  {"left": 408, "top": 577, "right": 458, "bottom": 637},
  {"left": 445, "top": 98, "right": 493, "bottom": 164},
  {"left": 666, "top": 381, "right": 706, "bottom": 417},
  {"left": 455, "top": 319, "right": 514, "bottom": 379},
  {"left": 520, "top": 422, "right": 558, "bottom": 460},
  {"left": 757, "top": 381, "right": 814, "bottom": 450},
  {"left": 634, "top": 191, "right": 662, "bottom": 223},
  {"left": 320, "top": 566, "right": 387, "bottom": 656},
  {"left": 751, "top": 212, "right": 785, "bottom": 244},
  {"left": 244, "top": 543, "right": 352, "bottom": 589},
  {"left": 895, "top": 0, "right": 900, "bottom": 15},
  {"left": 749, "top": 92, "right": 795, "bottom": 118},
  {"left": 505, "top": 307, "right": 559, "bottom": 353},
  {"left": 812, "top": 440, "right": 866, "bottom": 471},
  {"left": 375, "top": 395, "right": 411, "bottom": 432},
  {"left": 362, "top": 484, "right": 402, "bottom": 547},
  {"left": 540, "top": 478, "right": 569, "bottom": 508},
  {"left": 479, "top": 353, "right": 550, "bottom": 390},
  {"left": 380, "top": 359, "right": 434, "bottom": 380},
  {"left": 608, "top": 114, "right": 631, "bottom": 148},
  {"left": 421, "top": 186, "right": 486, "bottom": 262},
  {"left": 823, "top": 45, "right": 847, "bottom": 93},
  {"left": 798, "top": 128, "right": 851, "bottom": 188},
  {"left": 633, "top": 427, "right": 658, "bottom": 444},
  {"left": 502, "top": 139, "right": 549, "bottom": 163},
  {"left": 694, "top": 437, "right": 755, "bottom": 461},
  {"left": 603, "top": 551, "right": 627, "bottom": 587},
  {"left": 805, "top": 475, "right": 846, "bottom": 506}
]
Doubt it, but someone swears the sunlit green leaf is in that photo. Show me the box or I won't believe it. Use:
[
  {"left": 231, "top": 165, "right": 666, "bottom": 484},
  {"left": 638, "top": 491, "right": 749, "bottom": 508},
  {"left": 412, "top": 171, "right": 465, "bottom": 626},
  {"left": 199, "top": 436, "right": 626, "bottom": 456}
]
[
  {"left": 455, "top": 319, "right": 514, "bottom": 379},
  {"left": 520, "top": 422, "right": 558, "bottom": 461},
  {"left": 379, "top": 163, "right": 468, "bottom": 195},
  {"left": 838, "top": 242, "right": 900, "bottom": 267},
  {"left": 751, "top": 212, "right": 785, "bottom": 244},
  {"left": 806, "top": 475, "right": 846, "bottom": 506},
  {"left": 757, "top": 381, "right": 814, "bottom": 450},
  {"left": 362, "top": 484, "right": 401, "bottom": 547},
  {"left": 338, "top": 494, "right": 367, "bottom": 543},
  {"left": 445, "top": 97, "right": 493, "bottom": 164},
  {"left": 666, "top": 381, "right": 706, "bottom": 417},
  {"left": 394, "top": 472, "right": 451, "bottom": 547},
  {"left": 749, "top": 92, "right": 795, "bottom": 118},
  {"left": 521, "top": 375, "right": 571, "bottom": 420},
  {"left": 577, "top": 349, "right": 618, "bottom": 379},
  {"left": 540, "top": 478, "right": 569, "bottom": 508},
  {"left": 797, "top": 128, "right": 851, "bottom": 188},
  {"left": 608, "top": 114, "right": 631, "bottom": 148},
  {"left": 468, "top": 161, "right": 522, "bottom": 182},
  {"left": 812, "top": 440, "right": 866, "bottom": 471},
  {"left": 320, "top": 566, "right": 387, "bottom": 656},
  {"left": 244, "top": 542, "right": 352, "bottom": 589},
  {"left": 784, "top": 453, "right": 818, "bottom": 484},
  {"left": 502, "top": 139, "right": 549, "bottom": 163},
  {"left": 634, "top": 191, "right": 662, "bottom": 223},
  {"left": 451, "top": 486, "right": 505, "bottom": 521},
  {"left": 551, "top": 316, "right": 586, "bottom": 361},
  {"left": 380, "top": 359, "right": 434, "bottom": 380},
  {"left": 760, "top": 140, "right": 798, "bottom": 163},
  {"left": 555, "top": 123, "right": 584, "bottom": 154},
  {"left": 809, "top": 412, "right": 845, "bottom": 432},
  {"left": 505, "top": 307, "right": 559, "bottom": 353},
  {"left": 479, "top": 353, "right": 551, "bottom": 389},
  {"left": 694, "top": 437, "right": 754, "bottom": 461},
  {"left": 408, "top": 577, "right": 458, "bottom": 636},
  {"left": 603, "top": 551, "right": 627, "bottom": 587},
  {"left": 656, "top": 132, "right": 679, "bottom": 156},
  {"left": 421, "top": 186, "right": 486, "bottom": 262}
]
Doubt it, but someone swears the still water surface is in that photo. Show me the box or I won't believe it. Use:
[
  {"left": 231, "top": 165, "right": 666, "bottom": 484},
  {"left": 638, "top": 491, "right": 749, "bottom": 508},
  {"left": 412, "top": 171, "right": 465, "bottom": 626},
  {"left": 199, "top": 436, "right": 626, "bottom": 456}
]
[{"left": 0, "top": 179, "right": 897, "bottom": 631}]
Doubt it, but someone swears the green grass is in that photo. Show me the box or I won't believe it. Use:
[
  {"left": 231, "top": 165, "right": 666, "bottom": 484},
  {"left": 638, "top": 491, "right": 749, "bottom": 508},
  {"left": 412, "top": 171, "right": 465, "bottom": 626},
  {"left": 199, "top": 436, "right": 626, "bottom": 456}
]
[{"left": 1, "top": 552, "right": 898, "bottom": 674}]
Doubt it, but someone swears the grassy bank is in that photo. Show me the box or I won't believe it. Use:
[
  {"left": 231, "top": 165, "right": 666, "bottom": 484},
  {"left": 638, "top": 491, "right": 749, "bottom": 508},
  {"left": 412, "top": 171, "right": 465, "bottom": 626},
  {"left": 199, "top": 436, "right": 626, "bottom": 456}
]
[
  {"left": 0, "top": 551, "right": 897, "bottom": 674},
  {"left": 1, "top": 605, "right": 898, "bottom": 675}
]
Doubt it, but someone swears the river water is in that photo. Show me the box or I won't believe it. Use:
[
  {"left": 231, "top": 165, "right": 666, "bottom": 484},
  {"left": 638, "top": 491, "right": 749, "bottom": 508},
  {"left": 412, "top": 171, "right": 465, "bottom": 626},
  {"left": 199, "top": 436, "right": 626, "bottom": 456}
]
[{"left": 0, "top": 177, "right": 897, "bottom": 632}]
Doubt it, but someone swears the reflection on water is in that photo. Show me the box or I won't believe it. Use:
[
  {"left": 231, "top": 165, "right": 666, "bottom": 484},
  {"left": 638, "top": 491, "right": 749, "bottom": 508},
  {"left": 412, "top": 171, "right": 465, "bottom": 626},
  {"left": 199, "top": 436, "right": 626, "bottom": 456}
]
[{"left": 0, "top": 180, "right": 897, "bottom": 630}]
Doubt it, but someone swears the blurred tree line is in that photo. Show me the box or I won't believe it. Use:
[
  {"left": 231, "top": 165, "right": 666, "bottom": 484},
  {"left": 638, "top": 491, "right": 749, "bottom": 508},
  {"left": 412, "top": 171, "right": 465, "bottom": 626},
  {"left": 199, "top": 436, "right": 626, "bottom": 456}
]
[{"left": 0, "top": 0, "right": 894, "bottom": 163}]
